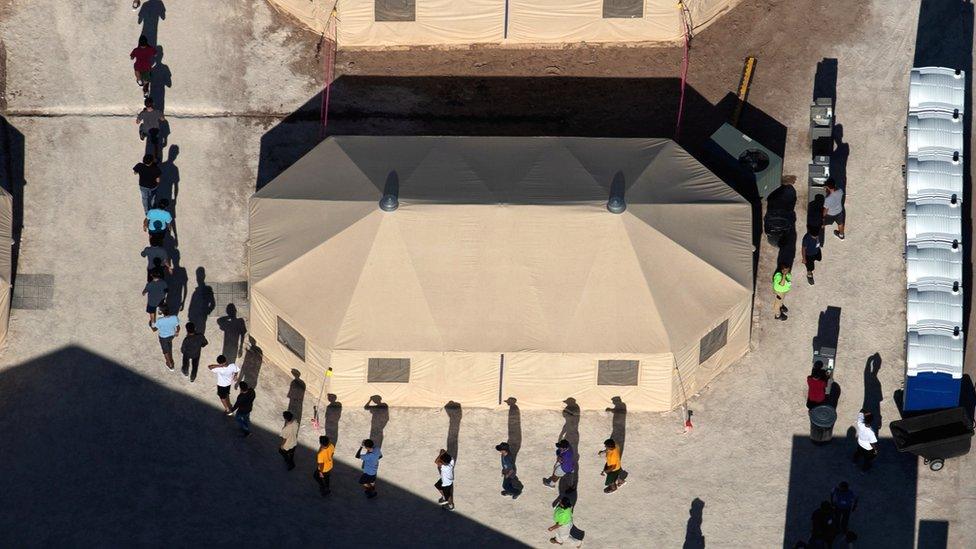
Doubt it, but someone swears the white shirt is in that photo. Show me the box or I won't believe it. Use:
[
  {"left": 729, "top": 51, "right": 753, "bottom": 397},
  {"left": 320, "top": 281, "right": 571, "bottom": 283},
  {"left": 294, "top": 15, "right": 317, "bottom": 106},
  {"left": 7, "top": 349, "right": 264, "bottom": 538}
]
[
  {"left": 824, "top": 188, "right": 844, "bottom": 216},
  {"left": 855, "top": 413, "right": 877, "bottom": 450},
  {"left": 213, "top": 362, "right": 240, "bottom": 387},
  {"left": 439, "top": 459, "right": 455, "bottom": 486}
]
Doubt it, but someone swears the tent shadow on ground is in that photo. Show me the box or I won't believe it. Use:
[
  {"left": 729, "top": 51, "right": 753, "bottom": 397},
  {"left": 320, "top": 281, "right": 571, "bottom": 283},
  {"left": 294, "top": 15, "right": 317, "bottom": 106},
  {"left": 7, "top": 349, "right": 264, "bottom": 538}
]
[
  {"left": 255, "top": 77, "right": 786, "bottom": 195},
  {"left": 0, "top": 346, "right": 524, "bottom": 546},
  {"left": 782, "top": 433, "right": 918, "bottom": 548}
]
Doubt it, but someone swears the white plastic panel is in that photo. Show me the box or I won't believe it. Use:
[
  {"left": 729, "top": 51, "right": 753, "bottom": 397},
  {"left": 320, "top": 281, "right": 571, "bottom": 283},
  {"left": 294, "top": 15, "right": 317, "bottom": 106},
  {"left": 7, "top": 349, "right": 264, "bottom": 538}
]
[
  {"left": 906, "top": 246, "right": 963, "bottom": 290},
  {"left": 906, "top": 330, "right": 964, "bottom": 378},
  {"left": 906, "top": 156, "right": 963, "bottom": 205},
  {"left": 909, "top": 67, "right": 966, "bottom": 114},
  {"left": 906, "top": 202, "right": 962, "bottom": 249},
  {"left": 907, "top": 112, "right": 964, "bottom": 156},
  {"left": 907, "top": 287, "right": 963, "bottom": 335}
]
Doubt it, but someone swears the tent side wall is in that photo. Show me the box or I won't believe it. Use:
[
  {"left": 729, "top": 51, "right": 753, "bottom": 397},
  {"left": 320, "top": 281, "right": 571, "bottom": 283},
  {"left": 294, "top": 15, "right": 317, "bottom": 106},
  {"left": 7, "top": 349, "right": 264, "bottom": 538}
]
[
  {"left": 335, "top": 0, "right": 738, "bottom": 47},
  {"left": 670, "top": 297, "right": 752, "bottom": 409},
  {"left": 0, "top": 189, "right": 12, "bottom": 349}
]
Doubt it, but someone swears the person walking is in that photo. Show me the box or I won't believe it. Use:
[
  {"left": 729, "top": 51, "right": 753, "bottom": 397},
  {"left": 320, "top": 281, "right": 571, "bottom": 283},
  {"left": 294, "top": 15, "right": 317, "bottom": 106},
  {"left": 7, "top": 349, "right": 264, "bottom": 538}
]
[
  {"left": 806, "top": 362, "right": 829, "bottom": 409},
  {"left": 547, "top": 496, "right": 584, "bottom": 547},
  {"left": 137, "top": 98, "right": 166, "bottom": 159},
  {"left": 543, "top": 439, "right": 575, "bottom": 489},
  {"left": 314, "top": 435, "right": 335, "bottom": 497},
  {"left": 179, "top": 322, "right": 208, "bottom": 381},
  {"left": 598, "top": 438, "right": 626, "bottom": 493},
  {"left": 279, "top": 411, "right": 299, "bottom": 470},
  {"left": 130, "top": 35, "right": 157, "bottom": 97},
  {"left": 143, "top": 269, "right": 167, "bottom": 326},
  {"left": 810, "top": 500, "right": 838, "bottom": 546},
  {"left": 141, "top": 233, "right": 171, "bottom": 281},
  {"left": 144, "top": 199, "right": 173, "bottom": 236},
  {"left": 231, "top": 382, "right": 255, "bottom": 438},
  {"left": 356, "top": 438, "right": 382, "bottom": 499},
  {"left": 207, "top": 355, "right": 239, "bottom": 414},
  {"left": 852, "top": 410, "right": 878, "bottom": 471},
  {"left": 830, "top": 481, "right": 858, "bottom": 534},
  {"left": 822, "top": 178, "right": 846, "bottom": 240},
  {"left": 133, "top": 154, "right": 161, "bottom": 213},
  {"left": 496, "top": 442, "right": 522, "bottom": 499},
  {"left": 773, "top": 264, "right": 792, "bottom": 321},
  {"left": 434, "top": 449, "right": 456, "bottom": 510},
  {"left": 801, "top": 226, "right": 822, "bottom": 284},
  {"left": 152, "top": 305, "right": 180, "bottom": 371}
]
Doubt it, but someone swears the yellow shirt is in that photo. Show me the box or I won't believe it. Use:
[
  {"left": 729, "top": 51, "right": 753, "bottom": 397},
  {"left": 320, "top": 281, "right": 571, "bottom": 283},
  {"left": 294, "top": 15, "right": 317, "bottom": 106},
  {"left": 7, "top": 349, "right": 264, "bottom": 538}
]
[
  {"left": 317, "top": 444, "right": 335, "bottom": 473},
  {"left": 605, "top": 447, "right": 622, "bottom": 471}
]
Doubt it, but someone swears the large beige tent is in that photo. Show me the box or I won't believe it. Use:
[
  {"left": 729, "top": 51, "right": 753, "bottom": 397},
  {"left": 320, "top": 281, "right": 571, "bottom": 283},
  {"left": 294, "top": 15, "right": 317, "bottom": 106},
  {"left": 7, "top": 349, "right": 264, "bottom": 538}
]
[
  {"left": 0, "top": 187, "right": 11, "bottom": 349},
  {"left": 249, "top": 136, "right": 754, "bottom": 411},
  {"left": 268, "top": 0, "right": 738, "bottom": 47}
]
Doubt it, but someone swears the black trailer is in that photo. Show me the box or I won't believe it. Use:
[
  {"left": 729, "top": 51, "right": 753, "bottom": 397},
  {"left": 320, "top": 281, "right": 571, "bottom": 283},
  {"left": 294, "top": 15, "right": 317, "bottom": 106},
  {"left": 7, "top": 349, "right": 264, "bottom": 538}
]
[{"left": 889, "top": 407, "right": 974, "bottom": 471}]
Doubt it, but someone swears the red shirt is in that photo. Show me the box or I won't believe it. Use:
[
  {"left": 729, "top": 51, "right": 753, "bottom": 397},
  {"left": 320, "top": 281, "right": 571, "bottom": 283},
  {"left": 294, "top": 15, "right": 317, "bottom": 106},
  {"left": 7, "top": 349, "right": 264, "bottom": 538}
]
[
  {"left": 807, "top": 376, "right": 827, "bottom": 403},
  {"left": 130, "top": 45, "right": 157, "bottom": 72}
]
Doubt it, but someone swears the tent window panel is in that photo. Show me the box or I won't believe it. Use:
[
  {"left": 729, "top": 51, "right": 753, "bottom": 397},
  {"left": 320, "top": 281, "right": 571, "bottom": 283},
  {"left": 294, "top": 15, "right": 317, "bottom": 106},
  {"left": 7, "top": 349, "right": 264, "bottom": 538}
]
[
  {"left": 375, "top": 0, "right": 416, "bottom": 22},
  {"left": 699, "top": 319, "right": 729, "bottom": 364},
  {"left": 597, "top": 360, "right": 640, "bottom": 386},
  {"left": 276, "top": 317, "right": 306, "bottom": 361},
  {"left": 603, "top": 0, "right": 643, "bottom": 19},
  {"left": 368, "top": 358, "right": 411, "bottom": 383}
]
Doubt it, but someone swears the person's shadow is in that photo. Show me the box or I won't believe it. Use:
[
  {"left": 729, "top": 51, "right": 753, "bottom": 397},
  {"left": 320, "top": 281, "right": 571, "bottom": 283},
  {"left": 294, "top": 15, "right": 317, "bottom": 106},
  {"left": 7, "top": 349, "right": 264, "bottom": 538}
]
[
  {"left": 164, "top": 264, "right": 187, "bottom": 313},
  {"left": 216, "top": 303, "right": 247, "bottom": 361},
  {"left": 138, "top": 0, "right": 166, "bottom": 46},
  {"left": 239, "top": 337, "right": 263, "bottom": 388},
  {"left": 287, "top": 369, "right": 306, "bottom": 421},
  {"left": 150, "top": 45, "right": 173, "bottom": 113},
  {"left": 158, "top": 145, "right": 179, "bottom": 210},
  {"left": 187, "top": 266, "right": 216, "bottom": 334},
  {"left": 606, "top": 396, "right": 627, "bottom": 455},
  {"left": 862, "top": 353, "right": 883, "bottom": 430},
  {"left": 505, "top": 397, "right": 521, "bottom": 461},
  {"left": 325, "top": 393, "right": 342, "bottom": 446},
  {"left": 830, "top": 124, "right": 849, "bottom": 192},
  {"left": 682, "top": 498, "right": 706, "bottom": 549},
  {"left": 445, "top": 401, "right": 462, "bottom": 461},
  {"left": 364, "top": 395, "right": 389, "bottom": 449}
]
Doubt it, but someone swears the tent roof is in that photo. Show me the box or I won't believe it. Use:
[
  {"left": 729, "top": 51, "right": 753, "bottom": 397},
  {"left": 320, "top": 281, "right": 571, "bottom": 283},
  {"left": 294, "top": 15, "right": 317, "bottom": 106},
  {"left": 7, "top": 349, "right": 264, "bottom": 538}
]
[{"left": 250, "top": 136, "right": 753, "bottom": 354}]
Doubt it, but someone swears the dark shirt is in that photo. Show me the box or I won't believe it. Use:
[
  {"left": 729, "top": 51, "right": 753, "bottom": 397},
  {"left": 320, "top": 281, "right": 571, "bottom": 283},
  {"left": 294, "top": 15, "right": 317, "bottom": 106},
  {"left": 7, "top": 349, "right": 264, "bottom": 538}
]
[
  {"left": 144, "top": 279, "right": 167, "bottom": 306},
  {"left": 232, "top": 389, "right": 256, "bottom": 414},
  {"left": 141, "top": 245, "right": 169, "bottom": 270},
  {"left": 180, "top": 332, "right": 209, "bottom": 358},
  {"left": 802, "top": 233, "right": 821, "bottom": 257},
  {"left": 501, "top": 454, "right": 516, "bottom": 474},
  {"left": 811, "top": 507, "right": 836, "bottom": 541},
  {"left": 134, "top": 162, "right": 161, "bottom": 189},
  {"left": 766, "top": 184, "right": 797, "bottom": 212},
  {"left": 830, "top": 488, "right": 857, "bottom": 511}
]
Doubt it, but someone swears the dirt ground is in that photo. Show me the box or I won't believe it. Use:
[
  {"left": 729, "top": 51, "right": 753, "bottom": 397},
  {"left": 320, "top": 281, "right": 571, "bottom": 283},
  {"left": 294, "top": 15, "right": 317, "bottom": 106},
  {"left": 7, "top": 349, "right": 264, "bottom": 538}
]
[{"left": 0, "top": 0, "right": 973, "bottom": 547}]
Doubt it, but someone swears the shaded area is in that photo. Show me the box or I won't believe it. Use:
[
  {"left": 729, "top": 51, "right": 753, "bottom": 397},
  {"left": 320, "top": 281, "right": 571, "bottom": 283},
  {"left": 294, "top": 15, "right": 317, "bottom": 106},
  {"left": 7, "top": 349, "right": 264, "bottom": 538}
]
[
  {"left": 917, "top": 519, "right": 949, "bottom": 549},
  {"left": 216, "top": 303, "right": 246, "bottom": 362},
  {"left": 862, "top": 353, "right": 884, "bottom": 430},
  {"left": 782, "top": 434, "right": 917, "bottom": 547},
  {"left": 606, "top": 396, "right": 627, "bottom": 455},
  {"left": 0, "top": 115, "right": 24, "bottom": 284},
  {"left": 255, "top": 77, "right": 787, "bottom": 196},
  {"left": 445, "top": 401, "right": 462, "bottom": 461},
  {"left": 0, "top": 347, "right": 524, "bottom": 546},
  {"left": 505, "top": 397, "right": 522, "bottom": 461},
  {"left": 288, "top": 368, "right": 306, "bottom": 421},
  {"left": 365, "top": 394, "right": 389, "bottom": 449},
  {"left": 137, "top": 0, "right": 166, "bottom": 46}
]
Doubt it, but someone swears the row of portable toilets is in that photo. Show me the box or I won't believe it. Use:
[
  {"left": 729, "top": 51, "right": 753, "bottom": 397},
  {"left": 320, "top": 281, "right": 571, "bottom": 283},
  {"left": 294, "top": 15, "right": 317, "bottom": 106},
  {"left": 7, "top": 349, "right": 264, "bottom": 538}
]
[{"left": 904, "top": 66, "right": 966, "bottom": 411}]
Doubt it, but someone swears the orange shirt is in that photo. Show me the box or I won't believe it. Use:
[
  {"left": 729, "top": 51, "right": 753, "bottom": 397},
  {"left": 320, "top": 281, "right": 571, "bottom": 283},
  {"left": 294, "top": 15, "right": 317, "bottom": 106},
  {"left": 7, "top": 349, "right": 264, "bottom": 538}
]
[
  {"left": 605, "top": 447, "right": 622, "bottom": 471},
  {"left": 317, "top": 444, "right": 335, "bottom": 473}
]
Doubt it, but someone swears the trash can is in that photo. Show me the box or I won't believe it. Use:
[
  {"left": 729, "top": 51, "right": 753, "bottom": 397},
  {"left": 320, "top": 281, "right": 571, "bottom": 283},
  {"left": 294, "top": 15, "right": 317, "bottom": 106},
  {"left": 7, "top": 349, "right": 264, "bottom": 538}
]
[{"left": 809, "top": 405, "right": 837, "bottom": 443}]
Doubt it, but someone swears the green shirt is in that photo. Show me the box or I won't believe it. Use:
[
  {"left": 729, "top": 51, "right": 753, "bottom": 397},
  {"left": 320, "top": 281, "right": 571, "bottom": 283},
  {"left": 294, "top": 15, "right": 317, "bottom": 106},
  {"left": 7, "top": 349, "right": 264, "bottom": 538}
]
[
  {"left": 553, "top": 506, "right": 573, "bottom": 526},
  {"left": 772, "top": 271, "right": 792, "bottom": 293}
]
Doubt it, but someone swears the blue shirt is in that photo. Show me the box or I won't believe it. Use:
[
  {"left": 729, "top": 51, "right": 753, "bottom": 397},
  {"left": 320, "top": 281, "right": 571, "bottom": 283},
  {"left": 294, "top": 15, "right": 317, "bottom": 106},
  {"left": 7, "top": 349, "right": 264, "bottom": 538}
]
[
  {"left": 155, "top": 314, "right": 180, "bottom": 338},
  {"left": 501, "top": 454, "right": 515, "bottom": 473},
  {"left": 557, "top": 447, "right": 575, "bottom": 473},
  {"left": 361, "top": 449, "right": 382, "bottom": 475},
  {"left": 146, "top": 208, "right": 173, "bottom": 233}
]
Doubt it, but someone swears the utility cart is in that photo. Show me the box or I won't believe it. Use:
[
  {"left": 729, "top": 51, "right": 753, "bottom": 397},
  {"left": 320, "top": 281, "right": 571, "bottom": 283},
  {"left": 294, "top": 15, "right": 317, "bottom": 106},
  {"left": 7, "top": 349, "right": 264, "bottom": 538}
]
[{"left": 890, "top": 406, "right": 974, "bottom": 471}]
